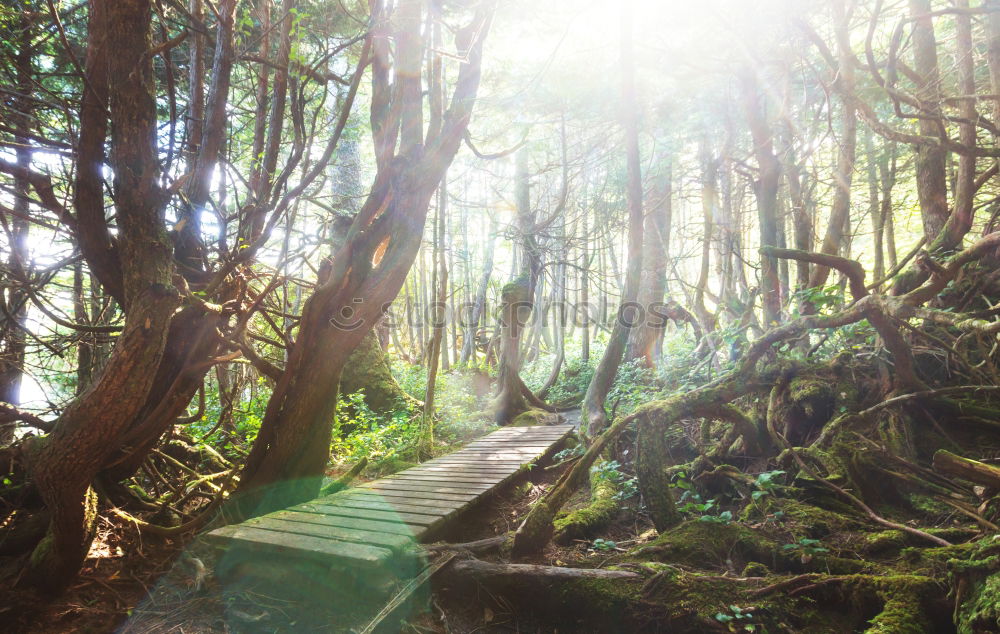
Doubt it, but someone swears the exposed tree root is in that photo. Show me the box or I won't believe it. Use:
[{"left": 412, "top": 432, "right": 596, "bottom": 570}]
[{"left": 553, "top": 459, "right": 622, "bottom": 543}]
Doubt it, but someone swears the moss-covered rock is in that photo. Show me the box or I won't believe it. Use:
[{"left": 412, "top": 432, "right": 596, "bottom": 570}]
[{"left": 510, "top": 409, "right": 549, "bottom": 426}]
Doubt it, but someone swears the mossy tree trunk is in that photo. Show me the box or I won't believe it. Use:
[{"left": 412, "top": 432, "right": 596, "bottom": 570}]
[{"left": 340, "top": 330, "right": 419, "bottom": 415}]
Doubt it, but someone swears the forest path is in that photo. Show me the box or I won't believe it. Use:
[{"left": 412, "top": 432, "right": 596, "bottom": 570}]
[
  {"left": 203, "top": 424, "right": 574, "bottom": 603},
  {"left": 561, "top": 408, "right": 583, "bottom": 429}
]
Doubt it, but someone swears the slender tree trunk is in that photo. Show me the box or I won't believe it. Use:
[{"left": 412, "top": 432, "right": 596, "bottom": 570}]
[
  {"left": 460, "top": 222, "right": 496, "bottom": 365},
  {"left": 493, "top": 150, "right": 544, "bottom": 424},
  {"left": 693, "top": 142, "right": 716, "bottom": 331},
  {"left": 739, "top": 69, "right": 782, "bottom": 327},
  {"left": 422, "top": 184, "right": 449, "bottom": 454},
  {"left": 582, "top": 3, "right": 645, "bottom": 437},
  {"left": 807, "top": 0, "right": 856, "bottom": 296},
  {"left": 625, "top": 166, "right": 671, "bottom": 367},
  {"left": 0, "top": 12, "right": 32, "bottom": 437},
  {"left": 907, "top": 0, "right": 949, "bottom": 244},
  {"left": 865, "top": 128, "right": 886, "bottom": 283},
  {"left": 946, "top": 0, "right": 977, "bottom": 246}
]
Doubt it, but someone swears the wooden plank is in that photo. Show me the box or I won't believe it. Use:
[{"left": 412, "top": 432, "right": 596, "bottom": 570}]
[
  {"left": 313, "top": 495, "right": 462, "bottom": 517},
  {"left": 460, "top": 440, "right": 561, "bottom": 447},
  {"left": 245, "top": 508, "right": 418, "bottom": 537},
  {"left": 362, "top": 478, "right": 495, "bottom": 492},
  {"left": 472, "top": 431, "right": 568, "bottom": 442},
  {"left": 406, "top": 463, "right": 518, "bottom": 473},
  {"left": 484, "top": 426, "right": 572, "bottom": 434},
  {"left": 453, "top": 447, "right": 543, "bottom": 452},
  {"left": 245, "top": 516, "right": 416, "bottom": 550},
  {"left": 331, "top": 490, "right": 471, "bottom": 510},
  {"left": 388, "top": 473, "right": 506, "bottom": 486},
  {"left": 286, "top": 504, "right": 440, "bottom": 528},
  {"left": 361, "top": 480, "right": 494, "bottom": 495},
  {"left": 338, "top": 487, "right": 480, "bottom": 503},
  {"left": 206, "top": 524, "right": 392, "bottom": 565},
  {"left": 417, "top": 459, "right": 527, "bottom": 467},
  {"left": 464, "top": 438, "right": 564, "bottom": 445}
]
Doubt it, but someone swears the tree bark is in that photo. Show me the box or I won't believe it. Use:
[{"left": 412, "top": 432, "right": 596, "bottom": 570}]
[
  {"left": 739, "top": 68, "right": 782, "bottom": 327},
  {"left": 232, "top": 0, "right": 494, "bottom": 517},
  {"left": 582, "top": 3, "right": 644, "bottom": 436},
  {"left": 907, "top": 0, "right": 949, "bottom": 243},
  {"left": 24, "top": 0, "right": 180, "bottom": 593}
]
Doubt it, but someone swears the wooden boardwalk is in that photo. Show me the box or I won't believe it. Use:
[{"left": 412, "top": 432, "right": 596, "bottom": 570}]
[{"left": 205, "top": 424, "right": 573, "bottom": 589}]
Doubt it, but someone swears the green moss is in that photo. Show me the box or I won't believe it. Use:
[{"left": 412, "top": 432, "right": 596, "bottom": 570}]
[
  {"left": 904, "top": 493, "right": 952, "bottom": 516},
  {"left": 788, "top": 375, "right": 834, "bottom": 418},
  {"left": 743, "top": 496, "right": 857, "bottom": 538},
  {"left": 742, "top": 561, "right": 771, "bottom": 577},
  {"left": 340, "top": 331, "right": 420, "bottom": 415},
  {"left": 558, "top": 575, "right": 639, "bottom": 615},
  {"left": 956, "top": 570, "right": 1000, "bottom": 633},
  {"left": 863, "top": 530, "right": 909, "bottom": 555},
  {"left": 553, "top": 461, "right": 622, "bottom": 543},
  {"left": 510, "top": 409, "right": 548, "bottom": 426},
  {"left": 865, "top": 589, "right": 932, "bottom": 633},
  {"left": 374, "top": 457, "right": 417, "bottom": 475},
  {"left": 630, "top": 520, "right": 780, "bottom": 570}
]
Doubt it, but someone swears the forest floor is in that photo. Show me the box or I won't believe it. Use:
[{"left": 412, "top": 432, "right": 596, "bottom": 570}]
[{"left": 0, "top": 429, "right": 592, "bottom": 633}]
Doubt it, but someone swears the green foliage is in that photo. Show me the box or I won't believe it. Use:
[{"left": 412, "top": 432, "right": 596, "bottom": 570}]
[
  {"left": 590, "top": 460, "right": 638, "bottom": 502},
  {"left": 331, "top": 390, "right": 417, "bottom": 464},
  {"left": 673, "top": 471, "right": 733, "bottom": 524},
  {"left": 782, "top": 537, "right": 829, "bottom": 563},
  {"left": 526, "top": 353, "right": 596, "bottom": 406},
  {"left": 607, "top": 359, "right": 657, "bottom": 416},
  {"left": 714, "top": 605, "right": 758, "bottom": 632},
  {"left": 590, "top": 538, "right": 617, "bottom": 552},
  {"left": 792, "top": 284, "right": 845, "bottom": 314},
  {"left": 751, "top": 470, "right": 786, "bottom": 501},
  {"left": 190, "top": 375, "right": 270, "bottom": 454},
  {"left": 553, "top": 444, "right": 584, "bottom": 462},
  {"left": 391, "top": 360, "right": 492, "bottom": 445}
]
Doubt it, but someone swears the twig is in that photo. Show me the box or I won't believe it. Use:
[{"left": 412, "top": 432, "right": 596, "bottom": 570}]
[
  {"left": 358, "top": 553, "right": 457, "bottom": 634},
  {"left": 779, "top": 435, "right": 951, "bottom": 547}
]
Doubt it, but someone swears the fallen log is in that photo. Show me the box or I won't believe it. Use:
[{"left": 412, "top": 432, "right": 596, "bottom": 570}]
[
  {"left": 449, "top": 559, "right": 640, "bottom": 583},
  {"left": 933, "top": 449, "right": 1000, "bottom": 489}
]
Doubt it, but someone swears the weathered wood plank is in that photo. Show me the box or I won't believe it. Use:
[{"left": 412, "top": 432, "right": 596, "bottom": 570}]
[
  {"left": 331, "top": 490, "right": 471, "bottom": 510},
  {"left": 205, "top": 524, "right": 393, "bottom": 565},
  {"left": 285, "top": 504, "right": 440, "bottom": 529},
  {"left": 244, "top": 516, "right": 417, "bottom": 549},
  {"left": 205, "top": 425, "right": 572, "bottom": 577},
  {"left": 312, "top": 495, "right": 463, "bottom": 517},
  {"left": 388, "top": 473, "right": 506, "bottom": 486},
  {"left": 361, "top": 480, "right": 493, "bottom": 495},
  {"left": 341, "top": 488, "right": 480, "bottom": 503},
  {"left": 416, "top": 459, "right": 528, "bottom": 467},
  {"left": 245, "top": 508, "right": 419, "bottom": 537}
]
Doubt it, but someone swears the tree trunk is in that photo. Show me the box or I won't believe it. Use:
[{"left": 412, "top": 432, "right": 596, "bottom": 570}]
[
  {"left": 459, "top": 221, "right": 495, "bottom": 366},
  {"left": 232, "top": 0, "right": 493, "bottom": 517},
  {"left": 582, "top": 2, "right": 645, "bottom": 436},
  {"left": 739, "top": 68, "right": 782, "bottom": 327},
  {"left": 0, "top": 11, "right": 32, "bottom": 442},
  {"left": 806, "top": 0, "right": 856, "bottom": 297},
  {"left": 24, "top": 0, "right": 180, "bottom": 592},
  {"left": 907, "top": 0, "right": 949, "bottom": 244}
]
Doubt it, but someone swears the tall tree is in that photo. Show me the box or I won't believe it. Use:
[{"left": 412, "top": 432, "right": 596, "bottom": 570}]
[{"left": 582, "top": 1, "right": 645, "bottom": 436}]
